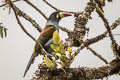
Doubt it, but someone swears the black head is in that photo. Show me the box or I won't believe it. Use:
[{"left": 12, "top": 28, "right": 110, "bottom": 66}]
[{"left": 48, "top": 11, "right": 72, "bottom": 22}]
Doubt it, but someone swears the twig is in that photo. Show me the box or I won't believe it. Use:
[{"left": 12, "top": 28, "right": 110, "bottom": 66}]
[
  {"left": 0, "top": 0, "right": 20, "bottom": 7},
  {"left": 87, "top": 47, "right": 108, "bottom": 64},
  {"left": 104, "top": 34, "right": 120, "bottom": 37},
  {"left": 87, "top": 17, "right": 120, "bottom": 45},
  {"left": 24, "top": 0, "right": 48, "bottom": 20},
  {"left": 83, "top": 16, "right": 120, "bottom": 50},
  {"left": 70, "top": 17, "right": 120, "bottom": 63},
  {"left": 1, "top": 0, "right": 42, "bottom": 32},
  {"left": 12, "top": 4, "right": 42, "bottom": 32},
  {"left": 94, "top": 0, "right": 115, "bottom": 43},
  {"left": 94, "top": 0, "right": 120, "bottom": 59},
  {"left": 113, "top": 34, "right": 120, "bottom": 36},
  {"left": 111, "top": 17, "right": 120, "bottom": 30},
  {"left": 8, "top": 0, "right": 48, "bottom": 56},
  {"left": 42, "top": 0, "right": 61, "bottom": 11},
  {"left": 42, "top": 0, "right": 75, "bottom": 14},
  {"left": 59, "top": 26, "right": 72, "bottom": 34}
]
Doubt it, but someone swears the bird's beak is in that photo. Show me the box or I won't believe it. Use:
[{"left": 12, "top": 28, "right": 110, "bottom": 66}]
[
  {"left": 57, "top": 12, "right": 72, "bottom": 18},
  {"left": 62, "top": 12, "right": 72, "bottom": 17}
]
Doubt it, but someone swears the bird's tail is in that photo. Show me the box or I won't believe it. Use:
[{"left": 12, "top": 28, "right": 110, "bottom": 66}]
[{"left": 23, "top": 53, "right": 38, "bottom": 77}]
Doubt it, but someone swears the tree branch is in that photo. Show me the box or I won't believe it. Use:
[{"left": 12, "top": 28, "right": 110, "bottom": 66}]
[
  {"left": 59, "top": 26, "right": 72, "bottom": 34},
  {"left": 8, "top": 0, "right": 48, "bottom": 56},
  {"left": 87, "top": 46, "right": 108, "bottom": 64},
  {"left": 24, "top": 0, "right": 48, "bottom": 20},
  {"left": 94, "top": 0, "right": 115, "bottom": 43},
  {"left": 31, "top": 59, "right": 120, "bottom": 80},
  {"left": 0, "top": 0, "right": 20, "bottom": 7},
  {"left": 69, "top": 16, "right": 120, "bottom": 64},
  {"left": 42, "top": 0, "right": 75, "bottom": 14},
  {"left": 42, "top": 0, "right": 61, "bottom": 11},
  {"left": 11, "top": 3, "right": 42, "bottom": 32}
]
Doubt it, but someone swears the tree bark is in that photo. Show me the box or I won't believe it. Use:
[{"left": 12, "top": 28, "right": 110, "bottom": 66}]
[{"left": 31, "top": 59, "right": 120, "bottom": 80}]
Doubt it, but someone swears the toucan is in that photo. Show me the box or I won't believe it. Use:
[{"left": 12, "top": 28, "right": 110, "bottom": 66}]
[{"left": 23, "top": 11, "right": 72, "bottom": 77}]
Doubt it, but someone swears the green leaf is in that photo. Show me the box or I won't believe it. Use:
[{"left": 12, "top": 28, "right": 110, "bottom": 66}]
[
  {"left": 0, "top": 23, "right": 7, "bottom": 38},
  {"left": 4, "top": 28, "right": 8, "bottom": 37},
  {"left": 0, "top": 26, "right": 3, "bottom": 38},
  {"left": 59, "top": 42, "right": 65, "bottom": 54},
  {"left": 51, "top": 44, "right": 60, "bottom": 52},
  {"left": 43, "top": 55, "right": 56, "bottom": 69},
  {"left": 50, "top": 44, "right": 57, "bottom": 49},
  {"left": 59, "top": 61, "right": 65, "bottom": 67},
  {"left": 60, "top": 55, "right": 68, "bottom": 63},
  {"left": 53, "top": 30, "right": 60, "bottom": 44}
]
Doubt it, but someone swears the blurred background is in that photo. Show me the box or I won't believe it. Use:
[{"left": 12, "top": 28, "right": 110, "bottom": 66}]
[{"left": 0, "top": 0, "right": 120, "bottom": 80}]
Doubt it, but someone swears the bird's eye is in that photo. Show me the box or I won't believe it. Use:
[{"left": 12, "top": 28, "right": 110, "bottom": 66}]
[{"left": 56, "top": 14, "right": 59, "bottom": 18}]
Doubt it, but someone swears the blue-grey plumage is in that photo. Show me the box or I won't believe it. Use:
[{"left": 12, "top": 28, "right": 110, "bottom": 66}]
[{"left": 23, "top": 11, "right": 72, "bottom": 77}]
